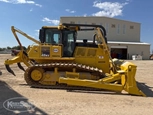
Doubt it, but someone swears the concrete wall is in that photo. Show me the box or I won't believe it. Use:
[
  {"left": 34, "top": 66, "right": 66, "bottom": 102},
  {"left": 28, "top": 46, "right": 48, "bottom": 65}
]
[{"left": 60, "top": 17, "right": 141, "bottom": 42}]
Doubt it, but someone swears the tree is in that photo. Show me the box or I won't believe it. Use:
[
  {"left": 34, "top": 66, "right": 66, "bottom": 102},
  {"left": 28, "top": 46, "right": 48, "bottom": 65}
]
[
  {"left": 0, "top": 48, "right": 3, "bottom": 51},
  {"left": 2, "top": 48, "right": 6, "bottom": 50},
  {"left": 12, "top": 45, "right": 27, "bottom": 50},
  {"left": 7, "top": 46, "right": 12, "bottom": 49}
]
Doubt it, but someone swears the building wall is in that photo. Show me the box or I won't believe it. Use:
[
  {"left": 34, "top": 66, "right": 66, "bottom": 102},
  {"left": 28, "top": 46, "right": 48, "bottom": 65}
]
[
  {"left": 60, "top": 17, "right": 141, "bottom": 42},
  {"left": 108, "top": 43, "right": 150, "bottom": 60},
  {"left": 127, "top": 44, "right": 150, "bottom": 60},
  {"left": 60, "top": 16, "right": 150, "bottom": 60}
]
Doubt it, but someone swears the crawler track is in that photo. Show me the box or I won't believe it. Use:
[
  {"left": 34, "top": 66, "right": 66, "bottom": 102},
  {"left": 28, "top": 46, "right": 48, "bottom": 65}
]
[{"left": 24, "top": 62, "right": 106, "bottom": 91}]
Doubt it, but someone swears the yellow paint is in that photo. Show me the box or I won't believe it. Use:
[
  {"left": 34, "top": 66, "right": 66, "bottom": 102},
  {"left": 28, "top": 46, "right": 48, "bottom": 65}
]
[
  {"left": 31, "top": 69, "right": 43, "bottom": 81},
  {"left": 4, "top": 24, "right": 146, "bottom": 96}
]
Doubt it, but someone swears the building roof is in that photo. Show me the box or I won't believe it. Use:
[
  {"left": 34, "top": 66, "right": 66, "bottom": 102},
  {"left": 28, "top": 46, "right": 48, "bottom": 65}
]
[
  {"left": 76, "top": 40, "right": 150, "bottom": 45},
  {"left": 108, "top": 41, "right": 150, "bottom": 45}
]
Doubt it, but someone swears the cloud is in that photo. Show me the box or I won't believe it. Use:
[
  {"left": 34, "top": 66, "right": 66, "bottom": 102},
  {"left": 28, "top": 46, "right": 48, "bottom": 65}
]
[
  {"left": 42, "top": 17, "right": 60, "bottom": 25},
  {"left": 65, "top": 9, "right": 76, "bottom": 13},
  {"left": 83, "top": 14, "right": 87, "bottom": 17},
  {"left": 0, "top": 0, "right": 42, "bottom": 7},
  {"left": 30, "top": 8, "right": 33, "bottom": 12},
  {"left": 16, "top": 0, "right": 34, "bottom": 4},
  {"left": 35, "top": 3, "right": 42, "bottom": 7},
  {"left": 35, "top": 30, "right": 39, "bottom": 36},
  {"left": 92, "top": 1, "right": 128, "bottom": 17},
  {"left": 0, "top": 0, "right": 9, "bottom": 2}
]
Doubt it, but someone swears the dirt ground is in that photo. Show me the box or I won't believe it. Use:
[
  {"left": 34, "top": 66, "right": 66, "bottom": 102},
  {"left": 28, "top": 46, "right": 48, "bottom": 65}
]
[{"left": 0, "top": 54, "right": 153, "bottom": 115}]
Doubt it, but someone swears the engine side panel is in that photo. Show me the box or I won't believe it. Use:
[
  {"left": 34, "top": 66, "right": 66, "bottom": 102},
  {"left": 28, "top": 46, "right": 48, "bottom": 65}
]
[{"left": 73, "top": 45, "right": 110, "bottom": 73}]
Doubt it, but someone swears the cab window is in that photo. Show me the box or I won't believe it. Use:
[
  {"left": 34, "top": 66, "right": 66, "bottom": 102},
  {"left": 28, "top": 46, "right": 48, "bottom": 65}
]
[
  {"left": 45, "top": 29, "right": 60, "bottom": 44},
  {"left": 62, "top": 30, "right": 76, "bottom": 57}
]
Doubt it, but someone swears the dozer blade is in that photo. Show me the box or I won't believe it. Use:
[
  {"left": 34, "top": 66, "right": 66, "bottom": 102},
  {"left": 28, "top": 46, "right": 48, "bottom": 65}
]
[
  {"left": 17, "top": 63, "right": 25, "bottom": 71},
  {"left": 59, "top": 61, "right": 146, "bottom": 97},
  {"left": 5, "top": 64, "right": 16, "bottom": 76},
  {"left": 120, "top": 62, "right": 146, "bottom": 97}
]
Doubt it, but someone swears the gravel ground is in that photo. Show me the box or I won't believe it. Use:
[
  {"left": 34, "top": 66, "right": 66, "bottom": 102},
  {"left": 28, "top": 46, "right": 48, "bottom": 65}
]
[{"left": 0, "top": 54, "right": 153, "bottom": 115}]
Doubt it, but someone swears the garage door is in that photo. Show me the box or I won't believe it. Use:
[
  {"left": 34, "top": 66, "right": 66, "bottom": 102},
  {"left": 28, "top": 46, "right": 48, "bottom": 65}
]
[{"left": 110, "top": 46, "right": 127, "bottom": 59}]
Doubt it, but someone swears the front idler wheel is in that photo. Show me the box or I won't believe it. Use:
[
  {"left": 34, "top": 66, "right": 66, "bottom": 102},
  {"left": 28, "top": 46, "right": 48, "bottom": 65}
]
[{"left": 31, "top": 68, "right": 44, "bottom": 81}]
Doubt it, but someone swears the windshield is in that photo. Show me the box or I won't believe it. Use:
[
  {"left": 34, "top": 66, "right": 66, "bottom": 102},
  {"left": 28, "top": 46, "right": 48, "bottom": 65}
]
[{"left": 45, "top": 29, "right": 60, "bottom": 44}]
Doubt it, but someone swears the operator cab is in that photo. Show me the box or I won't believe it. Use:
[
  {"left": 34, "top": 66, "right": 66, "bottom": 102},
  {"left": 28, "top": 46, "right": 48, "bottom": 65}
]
[
  {"left": 39, "top": 27, "right": 76, "bottom": 57},
  {"left": 39, "top": 23, "right": 107, "bottom": 57}
]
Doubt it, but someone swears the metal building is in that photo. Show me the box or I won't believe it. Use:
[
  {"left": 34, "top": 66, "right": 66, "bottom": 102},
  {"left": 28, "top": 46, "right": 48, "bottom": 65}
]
[{"left": 60, "top": 16, "right": 150, "bottom": 60}]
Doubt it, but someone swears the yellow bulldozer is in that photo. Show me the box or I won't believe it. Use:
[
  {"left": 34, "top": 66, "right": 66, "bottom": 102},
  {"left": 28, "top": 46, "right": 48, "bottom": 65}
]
[{"left": 4, "top": 23, "right": 145, "bottom": 96}]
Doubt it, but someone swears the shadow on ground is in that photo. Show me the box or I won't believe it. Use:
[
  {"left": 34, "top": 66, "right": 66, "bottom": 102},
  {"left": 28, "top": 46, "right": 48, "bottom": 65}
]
[
  {"left": 67, "top": 89, "right": 129, "bottom": 96},
  {"left": 137, "top": 82, "right": 153, "bottom": 97},
  {"left": 0, "top": 80, "right": 48, "bottom": 115},
  {"left": 19, "top": 81, "right": 153, "bottom": 98}
]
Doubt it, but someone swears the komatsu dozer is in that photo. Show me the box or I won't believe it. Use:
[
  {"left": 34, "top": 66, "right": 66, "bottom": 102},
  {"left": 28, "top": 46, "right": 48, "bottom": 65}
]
[{"left": 4, "top": 23, "right": 146, "bottom": 96}]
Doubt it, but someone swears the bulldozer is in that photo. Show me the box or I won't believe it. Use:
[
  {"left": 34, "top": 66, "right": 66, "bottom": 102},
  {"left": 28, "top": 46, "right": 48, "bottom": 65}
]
[{"left": 4, "top": 23, "right": 146, "bottom": 96}]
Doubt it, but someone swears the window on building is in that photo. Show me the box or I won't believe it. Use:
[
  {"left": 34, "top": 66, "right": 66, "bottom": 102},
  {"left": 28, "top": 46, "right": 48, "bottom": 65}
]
[
  {"left": 105, "top": 23, "right": 109, "bottom": 34},
  {"left": 70, "top": 21, "right": 75, "bottom": 24},
  {"left": 111, "top": 24, "right": 116, "bottom": 28},
  {"left": 123, "top": 24, "right": 126, "bottom": 34},
  {"left": 130, "top": 25, "right": 134, "bottom": 29},
  {"left": 117, "top": 24, "right": 120, "bottom": 34}
]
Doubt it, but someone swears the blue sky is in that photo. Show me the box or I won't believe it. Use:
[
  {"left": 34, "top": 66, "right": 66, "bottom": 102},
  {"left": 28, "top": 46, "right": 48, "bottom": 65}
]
[{"left": 0, "top": 0, "right": 153, "bottom": 51}]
